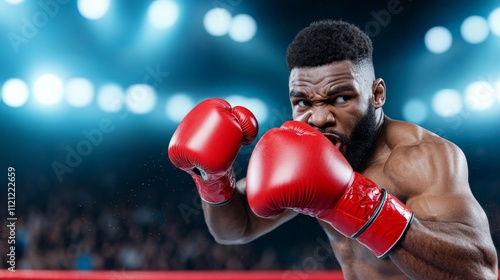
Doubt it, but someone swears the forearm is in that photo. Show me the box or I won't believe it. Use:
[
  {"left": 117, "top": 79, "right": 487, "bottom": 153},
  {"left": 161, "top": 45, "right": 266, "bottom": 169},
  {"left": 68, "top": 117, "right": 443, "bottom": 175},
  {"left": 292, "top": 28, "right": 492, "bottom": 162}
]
[
  {"left": 389, "top": 219, "right": 498, "bottom": 280},
  {"left": 202, "top": 189, "right": 253, "bottom": 244}
]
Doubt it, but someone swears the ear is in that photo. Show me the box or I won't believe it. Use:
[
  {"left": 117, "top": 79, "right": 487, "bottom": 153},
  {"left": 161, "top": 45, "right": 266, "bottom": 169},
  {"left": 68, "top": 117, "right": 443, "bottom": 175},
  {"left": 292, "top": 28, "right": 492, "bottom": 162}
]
[{"left": 372, "top": 78, "right": 386, "bottom": 109}]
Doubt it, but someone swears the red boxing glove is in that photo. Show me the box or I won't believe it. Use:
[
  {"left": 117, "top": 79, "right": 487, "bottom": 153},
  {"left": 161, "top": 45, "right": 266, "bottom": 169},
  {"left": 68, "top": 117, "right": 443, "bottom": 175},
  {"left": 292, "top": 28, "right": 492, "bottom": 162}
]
[
  {"left": 247, "top": 121, "right": 413, "bottom": 258},
  {"left": 168, "top": 98, "right": 258, "bottom": 204}
]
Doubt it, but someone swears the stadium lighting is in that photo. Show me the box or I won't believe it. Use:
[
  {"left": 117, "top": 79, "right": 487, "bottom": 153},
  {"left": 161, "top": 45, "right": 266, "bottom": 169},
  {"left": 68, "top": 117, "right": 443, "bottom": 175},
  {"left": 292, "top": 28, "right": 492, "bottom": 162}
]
[
  {"left": 229, "top": 14, "right": 257, "bottom": 42},
  {"left": 488, "top": 7, "right": 500, "bottom": 36},
  {"left": 424, "top": 26, "right": 452, "bottom": 54},
  {"left": 225, "top": 95, "right": 268, "bottom": 122},
  {"left": 125, "top": 84, "right": 157, "bottom": 114},
  {"left": 203, "top": 8, "right": 232, "bottom": 36},
  {"left": 65, "top": 78, "right": 94, "bottom": 107},
  {"left": 165, "top": 94, "right": 195, "bottom": 122},
  {"left": 147, "top": 0, "right": 179, "bottom": 29},
  {"left": 461, "top": 16, "right": 489, "bottom": 44},
  {"left": 77, "top": 0, "right": 110, "bottom": 20},
  {"left": 97, "top": 83, "right": 125, "bottom": 113},
  {"left": 1, "top": 78, "right": 29, "bottom": 107},
  {"left": 33, "top": 74, "right": 64, "bottom": 106},
  {"left": 432, "top": 89, "right": 463, "bottom": 117},
  {"left": 464, "top": 81, "right": 495, "bottom": 111},
  {"left": 402, "top": 99, "right": 427, "bottom": 124}
]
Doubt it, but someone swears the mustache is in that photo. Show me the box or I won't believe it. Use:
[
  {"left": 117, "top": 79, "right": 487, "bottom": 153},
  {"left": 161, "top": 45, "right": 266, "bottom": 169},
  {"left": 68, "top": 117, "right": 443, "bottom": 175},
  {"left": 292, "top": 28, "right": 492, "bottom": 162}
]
[{"left": 317, "top": 127, "right": 350, "bottom": 144}]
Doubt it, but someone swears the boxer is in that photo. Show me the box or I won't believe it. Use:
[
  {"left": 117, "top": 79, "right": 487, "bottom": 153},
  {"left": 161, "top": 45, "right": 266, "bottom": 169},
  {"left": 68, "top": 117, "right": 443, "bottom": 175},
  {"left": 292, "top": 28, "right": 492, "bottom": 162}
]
[{"left": 168, "top": 20, "right": 497, "bottom": 279}]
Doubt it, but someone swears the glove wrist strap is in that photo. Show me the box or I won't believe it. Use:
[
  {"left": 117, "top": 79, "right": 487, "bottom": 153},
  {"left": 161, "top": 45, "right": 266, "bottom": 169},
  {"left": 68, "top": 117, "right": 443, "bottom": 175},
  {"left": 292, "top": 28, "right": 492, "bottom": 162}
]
[
  {"left": 194, "top": 168, "right": 236, "bottom": 205},
  {"left": 319, "top": 173, "right": 414, "bottom": 258}
]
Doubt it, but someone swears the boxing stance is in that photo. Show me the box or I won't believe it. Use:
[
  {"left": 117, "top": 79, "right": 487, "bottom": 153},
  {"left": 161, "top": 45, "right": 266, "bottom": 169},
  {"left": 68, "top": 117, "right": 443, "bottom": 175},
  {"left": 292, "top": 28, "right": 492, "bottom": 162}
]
[{"left": 168, "top": 20, "right": 497, "bottom": 279}]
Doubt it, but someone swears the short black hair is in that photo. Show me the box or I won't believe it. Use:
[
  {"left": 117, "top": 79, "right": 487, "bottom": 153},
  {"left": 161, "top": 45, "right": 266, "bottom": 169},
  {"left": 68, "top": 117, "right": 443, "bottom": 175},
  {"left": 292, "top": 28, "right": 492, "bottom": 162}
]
[{"left": 286, "top": 20, "right": 373, "bottom": 71}]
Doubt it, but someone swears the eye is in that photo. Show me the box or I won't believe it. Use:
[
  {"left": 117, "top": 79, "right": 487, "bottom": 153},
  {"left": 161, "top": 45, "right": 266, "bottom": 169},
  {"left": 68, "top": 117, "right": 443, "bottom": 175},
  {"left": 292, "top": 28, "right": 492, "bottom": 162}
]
[
  {"left": 294, "top": 100, "right": 311, "bottom": 107},
  {"left": 333, "top": 95, "right": 351, "bottom": 104}
]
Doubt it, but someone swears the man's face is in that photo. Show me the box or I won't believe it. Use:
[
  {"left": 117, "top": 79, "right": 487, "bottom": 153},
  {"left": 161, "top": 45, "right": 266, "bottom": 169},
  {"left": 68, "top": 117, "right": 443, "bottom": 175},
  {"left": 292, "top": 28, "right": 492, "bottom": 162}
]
[{"left": 288, "top": 60, "right": 380, "bottom": 171}]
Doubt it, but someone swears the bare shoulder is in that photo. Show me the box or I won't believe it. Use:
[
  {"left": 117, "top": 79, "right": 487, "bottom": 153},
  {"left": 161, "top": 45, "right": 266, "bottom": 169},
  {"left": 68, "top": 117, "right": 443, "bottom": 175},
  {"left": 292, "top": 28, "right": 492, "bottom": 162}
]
[
  {"left": 381, "top": 120, "right": 490, "bottom": 223},
  {"left": 383, "top": 119, "right": 469, "bottom": 199}
]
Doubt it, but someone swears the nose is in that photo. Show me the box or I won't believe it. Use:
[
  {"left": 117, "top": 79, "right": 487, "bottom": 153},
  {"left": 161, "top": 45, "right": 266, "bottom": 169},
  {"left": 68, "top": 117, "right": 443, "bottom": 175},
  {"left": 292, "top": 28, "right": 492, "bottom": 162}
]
[{"left": 307, "top": 105, "right": 335, "bottom": 128}]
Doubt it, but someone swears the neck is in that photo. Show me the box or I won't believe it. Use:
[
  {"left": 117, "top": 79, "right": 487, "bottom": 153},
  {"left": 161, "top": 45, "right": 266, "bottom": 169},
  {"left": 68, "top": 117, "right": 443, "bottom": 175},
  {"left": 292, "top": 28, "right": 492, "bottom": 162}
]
[{"left": 375, "top": 110, "right": 385, "bottom": 131}]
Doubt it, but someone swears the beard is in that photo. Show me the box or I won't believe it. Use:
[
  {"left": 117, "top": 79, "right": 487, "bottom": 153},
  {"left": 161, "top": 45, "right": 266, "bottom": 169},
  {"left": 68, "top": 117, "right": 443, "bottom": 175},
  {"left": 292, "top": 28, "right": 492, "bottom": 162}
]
[
  {"left": 343, "top": 105, "right": 378, "bottom": 171},
  {"left": 320, "top": 105, "right": 379, "bottom": 172}
]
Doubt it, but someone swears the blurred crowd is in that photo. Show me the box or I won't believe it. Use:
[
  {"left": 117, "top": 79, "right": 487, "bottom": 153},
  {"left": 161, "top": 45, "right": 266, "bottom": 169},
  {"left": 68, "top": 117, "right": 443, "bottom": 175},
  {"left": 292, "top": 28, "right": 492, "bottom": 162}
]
[{"left": 0, "top": 164, "right": 340, "bottom": 271}]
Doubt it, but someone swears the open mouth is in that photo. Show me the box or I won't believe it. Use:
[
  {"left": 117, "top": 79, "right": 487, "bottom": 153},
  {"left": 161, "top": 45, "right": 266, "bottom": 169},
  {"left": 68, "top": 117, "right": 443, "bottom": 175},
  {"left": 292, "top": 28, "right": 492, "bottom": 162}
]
[{"left": 322, "top": 133, "right": 342, "bottom": 149}]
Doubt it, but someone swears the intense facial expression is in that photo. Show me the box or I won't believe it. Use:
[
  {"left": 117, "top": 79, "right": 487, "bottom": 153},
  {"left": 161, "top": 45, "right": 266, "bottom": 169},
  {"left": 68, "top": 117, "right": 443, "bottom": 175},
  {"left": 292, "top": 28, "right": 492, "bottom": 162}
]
[{"left": 288, "top": 60, "right": 383, "bottom": 171}]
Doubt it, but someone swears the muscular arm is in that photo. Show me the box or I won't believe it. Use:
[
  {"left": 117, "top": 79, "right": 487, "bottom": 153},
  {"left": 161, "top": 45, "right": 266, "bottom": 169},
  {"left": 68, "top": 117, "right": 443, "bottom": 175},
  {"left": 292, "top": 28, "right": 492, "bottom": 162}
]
[
  {"left": 385, "top": 141, "right": 498, "bottom": 279},
  {"left": 392, "top": 214, "right": 496, "bottom": 279},
  {"left": 202, "top": 178, "right": 298, "bottom": 245}
]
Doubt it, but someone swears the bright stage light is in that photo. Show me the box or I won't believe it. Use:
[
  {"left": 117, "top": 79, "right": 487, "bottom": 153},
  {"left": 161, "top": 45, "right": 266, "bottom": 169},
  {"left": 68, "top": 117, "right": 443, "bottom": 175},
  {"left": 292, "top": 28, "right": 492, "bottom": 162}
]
[
  {"left": 148, "top": 0, "right": 179, "bottom": 29},
  {"left": 204, "top": 8, "right": 232, "bottom": 36},
  {"left": 464, "top": 81, "right": 495, "bottom": 111},
  {"left": 424, "top": 26, "right": 452, "bottom": 54},
  {"left": 488, "top": 7, "right": 500, "bottom": 36},
  {"left": 97, "top": 84, "right": 125, "bottom": 113},
  {"left": 229, "top": 14, "right": 257, "bottom": 42},
  {"left": 402, "top": 99, "right": 427, "bottom": 124},
  {"left": 226, "top": 95, "right": 267, "bottom": 122},
  {"left": 2, "top": 78, "right": 29, "bottom": 107},
  {"left": 77, "top": 0, "right": 110, "bottom": 20},
  {"left": 33, "top": 74, "right": 64, "bottom": 106},
  {"left": 65, "top": 78, "right": 94, "bottom": 107},
  {"left": 125, "top": 84, "right": 157, "bottom": 114},
  {"left": 245, "top": 98, "right": 267, "bottom": 122},
  {"left": 165, "top": 94, "right": 195, "bottom": 122},
  {"left": 461, "top": 16, "right": 489, "bottom": 44},
  {"left": 432, "top": 89, "right": 463, "bottom": 117}
]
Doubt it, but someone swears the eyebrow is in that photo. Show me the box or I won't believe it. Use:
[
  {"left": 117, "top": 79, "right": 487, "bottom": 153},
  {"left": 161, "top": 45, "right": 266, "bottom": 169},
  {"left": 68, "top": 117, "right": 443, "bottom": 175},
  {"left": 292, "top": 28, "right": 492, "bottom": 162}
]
[
  {"left": 289, "top": 85, "right": 356, "bottom": 98},
  {"left": 327, "top": 85, "right": 356, "bottom": 96},
  {"left": 289, "top": 90, "right": 308, "bottom": 98}
]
